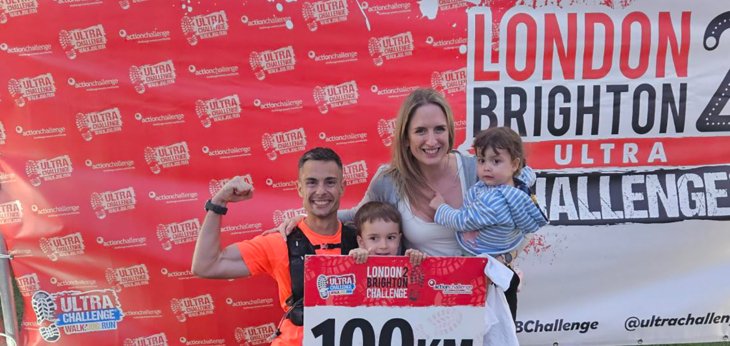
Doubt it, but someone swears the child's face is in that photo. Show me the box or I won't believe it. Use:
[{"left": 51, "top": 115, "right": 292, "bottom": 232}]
[
  {"left": 477, "top": 146, "right": 519, "bottom": 186},
  {"left": 357, "top": 219, "right": 401, "bottom": 256}
]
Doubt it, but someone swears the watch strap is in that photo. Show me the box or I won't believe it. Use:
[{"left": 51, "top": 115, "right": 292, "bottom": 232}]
[{"left": 205, "top": 199, "right": 228, "bottom": 215}]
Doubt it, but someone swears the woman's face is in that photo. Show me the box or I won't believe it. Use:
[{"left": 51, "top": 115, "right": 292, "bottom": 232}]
[{"left": 406, "top": 103, "right": 450, "bottom": 167}]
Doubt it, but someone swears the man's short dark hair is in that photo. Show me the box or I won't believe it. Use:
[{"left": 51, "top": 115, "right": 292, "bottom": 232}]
[
  {"left": 354, "top": 201, "right": 402, "bottom": 236},
  {"left": 298, "top": 147, "right": 342, "bottom": 170}
]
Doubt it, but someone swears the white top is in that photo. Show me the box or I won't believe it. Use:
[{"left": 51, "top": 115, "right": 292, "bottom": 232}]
[{"left": 398, "top": 154, "right": 467, "bottom": 257}]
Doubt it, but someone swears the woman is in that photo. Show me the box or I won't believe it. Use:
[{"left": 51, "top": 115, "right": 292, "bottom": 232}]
[
  {"left": 339, "top": 88, "right": 534, "bottom": 321},
  {"left": 340, "top": 88, "right": 474, "bottom": 256}
]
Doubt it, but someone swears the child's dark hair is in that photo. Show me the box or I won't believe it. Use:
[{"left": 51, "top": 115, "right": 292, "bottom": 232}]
[
  {"left": 473, "top": 126, "right": 525, "bottom": 176},
  {"left": 354, "top": 201, "right": 402, "bottom": 236}
]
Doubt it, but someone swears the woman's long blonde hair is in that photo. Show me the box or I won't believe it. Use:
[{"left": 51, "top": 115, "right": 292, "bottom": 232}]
[{"left": 385, "top": 88, "right": 455, "bottom": 216}]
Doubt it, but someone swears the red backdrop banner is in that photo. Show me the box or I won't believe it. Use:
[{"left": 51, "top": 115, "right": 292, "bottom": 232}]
[{"left": 2, "top": 0, "right": 729, "bottom": 345}]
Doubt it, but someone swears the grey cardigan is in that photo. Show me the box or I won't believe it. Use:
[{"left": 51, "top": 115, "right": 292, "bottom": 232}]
[{"left": 338, "top": 151, "right": 477, "bottom": 221}]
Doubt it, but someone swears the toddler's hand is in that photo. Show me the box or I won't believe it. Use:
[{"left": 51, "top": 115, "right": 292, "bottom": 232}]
[{"left": 429, "top": 192, "right": 445, "bottom": 210}]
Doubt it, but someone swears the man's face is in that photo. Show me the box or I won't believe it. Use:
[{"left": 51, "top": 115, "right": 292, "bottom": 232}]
[{"left": 297, "top": 160, "right": 344, "bottom": 219}]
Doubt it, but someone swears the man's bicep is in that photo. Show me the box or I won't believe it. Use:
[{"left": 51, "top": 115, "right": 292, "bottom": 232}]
[{"left": 216, "top": 244, "right": 251, "bottom": 278}]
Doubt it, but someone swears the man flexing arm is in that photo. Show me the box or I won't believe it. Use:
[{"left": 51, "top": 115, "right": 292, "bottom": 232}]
[{"left": 191, "top": 176, "right": 254, "bottom": 279}]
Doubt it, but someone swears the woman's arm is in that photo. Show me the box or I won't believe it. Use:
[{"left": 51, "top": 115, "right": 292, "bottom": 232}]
[{"left": 338, "top": 164, "right": 395, "bottom": 221}]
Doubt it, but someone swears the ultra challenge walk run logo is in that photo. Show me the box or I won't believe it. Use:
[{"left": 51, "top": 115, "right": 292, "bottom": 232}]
[{"left": 31, "top": 289, "right": 124, "bottom": 342}]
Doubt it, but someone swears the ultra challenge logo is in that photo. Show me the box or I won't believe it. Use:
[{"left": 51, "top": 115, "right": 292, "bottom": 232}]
[
  {"left": 234, "top": 322, "right": 276, "bottom": 345},
  {"left": 316, "top": 274, "right": 356, "bottom": 299},
  {"left": 144, "top": 141, "right": 190, "bottom": 174},
  {"left": 261, "top": 128, "right": 306, "bottom": 160},
  {"left": 129, "top": 60, "right": 176, "bottom": 94},
  {"left": 368, "top": 32, "right": 414, "bottom": 66},
  {"left": 195, "top": 94, "right": 241, "bottom": 127},
  {"left": 59, "top": 24, "right": 107, "bottom": 59},
  {"left": 124, "top": 332, "right": 168, "bottom": 346},
  {"left": 302, "top": 0, "right": 348, "bottom": 31},
  {"left": 157, "top": 218, "right": 200, "bottom": 251},
  {"left": 0, "top": 200, "right": 22, "bottom": 225},
  {"left": 249, "top": 46, "right": 296, "bottom": 80},
  {"left": 25, "top": 155, "right": 73, "bottom": 186},
  {"left": 40, "top": 232, "right": 85, "bottom": 261},
  {"left": 0, "top": 0, "right": 38, "bottom": 24},
  {"left": 76, "top": 107, "right": 123, "bottom": 141},
  {"left": 181, "top": 10, "right": 229, "bottom": 45},
  {"left": 91, "top": 187, "right": 136, "bottom": 219},
  {"left": 31, "top": 289, "right": 124, "bottom": 342},
  {"left": 8, "top": 73, "right": 56, "bottom": 107},
  {"left": 170, "top": 294, "right": 215, "bottom": 322},
  {"left": 106, "top": 264, "right": 150, "bottom": 291},
  {"left": 313, "top": 81, "right": 358, "bottom": 114}
]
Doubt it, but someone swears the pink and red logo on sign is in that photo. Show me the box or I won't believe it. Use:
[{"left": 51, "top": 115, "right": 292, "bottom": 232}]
[
  {"left": 313, "top": 81, "right": 358, "bottom": 114},
  {"left": 249, "top": 46, "right": 296, "bottom": 80},
  {"left": 302, "top": 0, "right": 348, "bottom": 31},
  {"left": 181, "top": 10, "right": 228, "bottom": 46},
  {"left": 261, "top": 128, "right": 306, "bottom": 160},
  {"left": 25, "top": 155, "right": 73, "bottom": 187},
  {"left": 59, "top": 24, "right": 107, "bottom": 59},
  {"left": 195, "top": 95, "right": 241, "bottom": 128},
  {"left": 144, "top": 142, "right": 190, "bottom": 174},
  {"left": 76, "top": 108, "right": 123, "bottom": 141},
  {"left": 129, "top": 60, "right": 176, "bottom": 94},
  {"left": 368, "top": 32, "right": 414, "bottom": 66},
  {"left": 91, "top": 187, "right": 136, "bottom": 219},
  {"left": 8, "top": 73, "right": 56, "bottom": 107}
]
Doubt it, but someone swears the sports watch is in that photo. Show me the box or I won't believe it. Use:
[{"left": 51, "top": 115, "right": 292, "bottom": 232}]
[{"left": 204, "top": 199, "right": 228, "bottom": 215}]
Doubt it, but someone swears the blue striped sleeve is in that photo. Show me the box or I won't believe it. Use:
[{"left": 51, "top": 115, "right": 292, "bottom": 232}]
[
  {"left": 517, "top": 166, "right": 536, "bottom": 187},
  {"left": 435, "top": 191, "right": 505, "bottom": 232}
]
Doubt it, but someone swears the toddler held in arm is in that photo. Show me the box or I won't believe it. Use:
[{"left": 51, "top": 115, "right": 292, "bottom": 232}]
[
  {"left": 429, "top": 126, "right": 548, "bottom": 264},
  {"left": 348, "top": 201, "right": 425, "bottom": 265}
]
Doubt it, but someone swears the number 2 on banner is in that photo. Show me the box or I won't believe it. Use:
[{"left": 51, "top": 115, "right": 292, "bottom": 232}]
[
  {"left": 697, "top": 11, "right": 730, "bottom": 132},
  {"left": 312, "top": 318, "right": 474, "bottom": 346}
]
